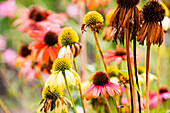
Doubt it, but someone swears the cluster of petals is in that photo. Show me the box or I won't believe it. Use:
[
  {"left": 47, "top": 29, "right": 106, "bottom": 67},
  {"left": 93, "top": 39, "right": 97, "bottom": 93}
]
[
  {"left": 28, "top": 25, "right": 62, "bottom": 63},
  {"left": 0, "top": 0, "right": 17, "bottom": 18},
  {"left": 83, "top": 81, "right": 121, "bottom": 100},
  {"left": 103, "top": 48, "right": 140, "bottom": 64},
  {"left": 13, "top": 6, "right": 68, "bottom": 33},
  {"left": 71, "top": 0, "right": 110, "bottom": 10}
]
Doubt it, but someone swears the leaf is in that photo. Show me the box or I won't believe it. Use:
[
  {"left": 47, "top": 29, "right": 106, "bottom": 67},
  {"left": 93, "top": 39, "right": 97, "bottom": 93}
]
[{"left": 115, "top": 69, "right": 129, "bottom": 76}]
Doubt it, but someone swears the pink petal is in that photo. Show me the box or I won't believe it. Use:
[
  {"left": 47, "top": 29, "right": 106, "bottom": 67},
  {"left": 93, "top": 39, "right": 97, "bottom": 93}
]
[
  {"left": 42, "top": 47, "right": 50, "bottom": 64},
  {"left": 92, "top": 86, "right": 101, "bottom": 99},
  {"left": 108, "top": 82, "right": 121, "bottom": 96},
  {"left": 105, "top": 84, "right": 115, "bottom": 97},
  {"left": 115, "top": 56, "right": 123, "bottom": 64},
  {"left": 100, "top": 86, "right": 109, "bottom": 97},
  {"left": 28, "top": 30, "right": 43, "bottom": 39},
  {"left": 83, "top": 84, "right": 95, "bottom": 100}
]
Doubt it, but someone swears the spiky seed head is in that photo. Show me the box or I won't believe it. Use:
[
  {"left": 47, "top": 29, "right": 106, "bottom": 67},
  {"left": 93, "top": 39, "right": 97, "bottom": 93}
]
[
  {"left": 142, "top": 1, "right": 165, "bottom": 23},
  {"left": 93, "top": 71, "right": 110, "bottom": 86},
  {"left": 117, "top": 0, "right": 140, "bottom": 7},
  {"left": 58, "top": 27, "right": 79, "bottom": 47},
  {"left": 83, "top": 11, "right": 103, "bottom": 25},
  {"left": 42, "top": 86, "right": 63, "bottom": 100},
  {"left": 52, "top": 58, "right": 72, "bottom": 72}
]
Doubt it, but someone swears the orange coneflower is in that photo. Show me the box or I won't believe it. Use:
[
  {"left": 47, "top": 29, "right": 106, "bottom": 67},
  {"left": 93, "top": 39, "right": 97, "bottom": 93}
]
[
  {"left": 72, "top": 0, "right": 110, "bottom": 10},
  {"left": 15, "top": 44, "right": 32, "bottom": 67},
  {"left": 28, "top": 25, "right": 62, "bottom": 64}
]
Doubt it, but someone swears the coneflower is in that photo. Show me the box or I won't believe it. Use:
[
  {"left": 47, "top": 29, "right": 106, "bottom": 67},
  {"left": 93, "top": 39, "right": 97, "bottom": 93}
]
[{"left": 137, "top": 1, "right": 165, "bottom": 112}]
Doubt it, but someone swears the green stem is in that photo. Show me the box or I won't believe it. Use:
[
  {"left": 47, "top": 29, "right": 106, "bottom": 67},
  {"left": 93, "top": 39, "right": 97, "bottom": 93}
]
[
  {"left": 73, "top": 59, "right": 86, "bottom": 113},
  {"left": 113, "top": 96, "right": 119, "bottom": 113},
  {"left": 0, "top": 98, "right": 10, "bottom": 113},
  {"left": 95, "top": 46, "right": 99, "bottom": 71},
  {"left": 62, "top": 71, "right": 77, "bottom": 113},
  {"left": 157, "top": 47, "right": 160, "bottom": 113},
  {"left": 125, "top": 85, "right": 131, "bottom": 112},
  {"left": 92, "top": 30, "right": 108, "bottom": 74},
  {"left": 105, "top": 97, "right": 113, "bottom": 113}
]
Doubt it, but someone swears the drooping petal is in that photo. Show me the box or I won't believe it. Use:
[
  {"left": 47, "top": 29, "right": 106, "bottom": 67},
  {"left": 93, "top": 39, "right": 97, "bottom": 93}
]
[
  {"left": 108, "top": 82, "right": 121, "bottom": 96},
  {"left": 92, "top": 85, "right": 101, "bottom": 99},
  {"left": 100, "top": 86, "right": 109, "bottom": 97},
  {"left": 42, "top": 47, "right": 50, "bottom": 64},
  {"left": 49, "top": 47, "right": 57, "bottom": 62},
  {"left": 105, "top": 84, "right": 115, "bottom": 97},
  {"left": 57, "top": 71, "right": 65, "bottom": 90},
  {"left": 70, "top": 69, "right": 80, "bottom": 84},
  {"left": 58, "top": 46, "right": 66, "bottom": 58},
  {"left": 65, "top": 70, "right": 76, "bottom": 86},
  {"left": 83, "top": 84, "right": 95, "bottom": 100}
]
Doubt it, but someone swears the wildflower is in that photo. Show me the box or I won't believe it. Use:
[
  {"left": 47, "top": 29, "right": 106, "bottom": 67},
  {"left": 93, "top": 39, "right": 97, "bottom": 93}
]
[
  {"left": 83, "top": 71, "right": 121, "bottom": 100},
  {"left": 148, "top": 87, "right": 170, "bottom": 109},
  {"left": 50, "top": 58, "right": 80, "bottom": 90},
  {"left": 0, "top": 35, "right": 7, "bottom": 51},
  {"left": 39, "top": 86, "right": 68, "bottom": 113},
  {"left": 66, "top": 4, "right": 79, "bottom": 18},
  {"left": 103, "top": 48, "right": 139, "bottom": 64},
  {"left": 110, "top": 0, "right": 140, "bottom": 44},
  {"left": 15, "top": 44, "right": 32, "bottom": 67},
  {"left": 137, "top": 65, "right": 157, "bottom": 83},
  {"left": 58, "top": 27, "right": 82, "bottom": 62},
  {"left": 13, "top": 6, "right": 68, "bottom": 33},
  {"left": 17, "top": 60, "right": 40, "bottom": 81},
  {"left": 137, "top": 1, "right": 165, "bottom": 46},
  {"left": 71, "top": 0, "right": 110, "bottom": 10},
  {"left": 0, "top": 0, "right": 16, "bottom": 18},
  {"left": 28, "top": 25, "right": 61, "bottom": 63},
  {"left": 1, "top": 48, "right": 16, "bottom": 67},
  {"left": 81, "top": 11, "right": 103, "bottom": 33}
]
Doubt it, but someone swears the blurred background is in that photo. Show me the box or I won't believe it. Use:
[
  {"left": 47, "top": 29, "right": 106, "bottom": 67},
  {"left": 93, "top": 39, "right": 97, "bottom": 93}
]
[{"left": 0, "top": 0, "right": 170, "bottom": 113}]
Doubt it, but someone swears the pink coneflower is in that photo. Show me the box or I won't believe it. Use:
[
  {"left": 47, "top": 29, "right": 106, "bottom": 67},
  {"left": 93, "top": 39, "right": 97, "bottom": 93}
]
[
  {"left": 66, "top": 4, "right": 80, "bottom": 18},
  {"left": 149, "top": 87, "right": 170, "bottom": 109},
  {"left": 83, "top": 71, "right": 121, "bottom": 100},
  {"left": 28, "top": 25, "right": 61, "bottom": 63},
  {"left": 0, "top": 0, "right": 17, "bottom": 18},
  {"left": 1, "top": 48, "right": 16, "bottom": 67},
  {"left": 18, "top": 60, "right": 40, "bottom": 81},
  {"left": 0, "top": 35, "right": 7, "bottom": 51},
  {"left": 103, "top": 48, "right": 140, "bottom": 64},
  {"left": 13, "top": 6, "right": 68, "bottom": 33},
  {"left": 15, "top": 44, "right": 32, "bottom": 67}
]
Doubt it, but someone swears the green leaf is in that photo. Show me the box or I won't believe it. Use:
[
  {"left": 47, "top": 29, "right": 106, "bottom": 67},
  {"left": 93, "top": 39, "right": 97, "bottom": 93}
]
[{"left": 115, "top": 69, "right": 128, "bottom": 75}]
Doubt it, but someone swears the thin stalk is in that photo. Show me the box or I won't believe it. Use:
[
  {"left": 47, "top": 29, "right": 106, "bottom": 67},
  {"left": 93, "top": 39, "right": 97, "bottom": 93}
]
[
  {"left": 133, "top": 36, "right": 141, "bottom": 113},
  {"left": 146, "top": 44, "right": 151, "bottom": 113},
  {"left": 62, "top": 72, "right": 77, "bottom": 113},
  {"left": 125, "top": 28, "right": 137, "bottom": 113},
  {"left": 113, "top": 96, "right": 119, "bottom": 113},
  {"left": 157, "top": 47, "right": 160, "bottom": 113},
  {"left": 92, "top": 30, "right": 108, "bottom": 74},
  {"left": 105, "top": 97, "right": 113, "bottom": 113},
  {"left": 125, "top": 86, "right": 131, "bottom": 111},
  {"left": 73, "top": 59, "right": 86, "bottom": 113},
  {"left": 0, "top": 98, "right": 10, "bottom": 113},
  {"left": 95, "top": 46, "right": 99, "bottom": 71}
]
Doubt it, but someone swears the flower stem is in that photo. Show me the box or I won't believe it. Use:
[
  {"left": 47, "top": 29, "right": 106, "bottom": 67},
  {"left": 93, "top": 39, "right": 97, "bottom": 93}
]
[
  {"left": 95, "top": 46, "right": 99, "bottom": 71},
  {"left": 62, "top": 71, "right": 77, "bottom": 113},
  {"left": 113, "top": 96, "right": 119, "bottom": 113},
  {"left": 157, "top": 47, "right": 160, "bottom": 113},
  {"left": 92, "top": 30, "right": 108, "bottom": 74},
  {"left": 0, "top": 98, "right": 10, "bottom": 113},
  {"left": 133, "top": 36, "right": 141, "bottom": 113},
  {"left": 73, "top": 59, "right": 86, "bottom": 113},
  {"left": 105, "top": 97, "right": 113, "bottom": 113},
  {"left": 125, "top": 85, "right": 131, "bottom": 111},
  {"left": 125, "top": 28, "right": 137, "bottom": 113},
  {"left": 146, "top": 44, "right": 151, "bottom": 113}
]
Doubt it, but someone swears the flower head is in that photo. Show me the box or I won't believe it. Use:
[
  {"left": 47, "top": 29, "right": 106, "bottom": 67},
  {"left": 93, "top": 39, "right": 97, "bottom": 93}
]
[
  {"left": 58, "top": 28, "right": 81, "bottom": 61},
  {"left": 103, "top": 48, "right": 139, "bottom": 64},
  {"left": 2, "top": 48, "right": 16, "bottom": 67},
  {"left": 28, "top": 25, "right": 61, "bottom": 63},
  {"left": 39, "top": 86, "right": 68, "bottom": 113},
  {"left": 50, "top": 58, "right": 80, "bottom": 90},
  {"left": 83, "top": 71, "right": 121, "bottom": 100},
  {"left": 15, "top": 44, "right": 32, "bottom": 67},
  {"left": 13, "top": 6, "right": 68, "bottom": 33},
  {"left": 66, "top": 3, "right": 79, "bottom": 18},
  {"left": 0, "top": 0, "right": 17, "bottom": 18},
  {"left": 110, "top": 0, "right": 140, "bottom": 44},
  {"left": 59, "top": 27, "right": 79, "bottom": 47},
  {"left": 82, "top": 11, "right": 103, "bottom": 33},
  {"left": 137, "top": 1, "right": 165, "bottom": 46}
]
